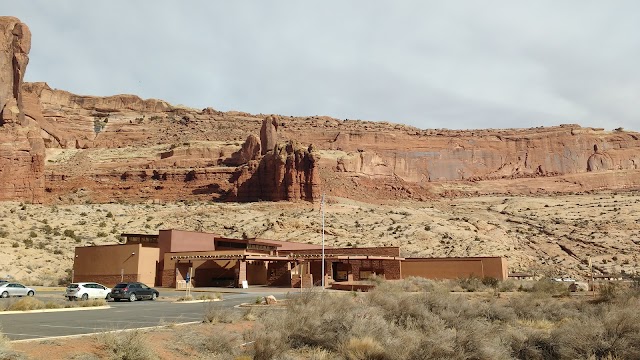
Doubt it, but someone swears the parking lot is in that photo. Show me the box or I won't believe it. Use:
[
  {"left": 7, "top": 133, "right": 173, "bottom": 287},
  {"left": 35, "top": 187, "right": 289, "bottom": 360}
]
[{"left": 0, "top": 287, "right": 293, "bottom": 341}]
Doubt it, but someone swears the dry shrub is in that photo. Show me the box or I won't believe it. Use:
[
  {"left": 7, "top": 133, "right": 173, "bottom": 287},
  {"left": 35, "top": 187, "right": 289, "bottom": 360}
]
[
  {"left": 340, "top": 337, "right": 385, "bottom": 360},
  {"left": 498, "top": 279, "right": 518, "bottom": 292},
  {"left": 455, "top": 276, "right": 489, "bottom": 292},
  {"left": 288, "top": 347, "right": 334, "bottom": 360},
  {"left": 177, "top": 325, "right": 241, "bottom": 357},
  {"left": 69, "top": 354, "right": 100, "bottom": 360},
  {"left": 77, "top": 299, "right": 106, "bottom": 307},
  {"left": 508, "top": 293, "right": 580, "bottom": 322},
  {"left": 246, "top": 282, "right": 640, "bottom": 360},
  {"left": 502, "top": 325, "right": 557, "bottom": 360},
  {"left": 250, "top": 322, "right": 290, "bottom": 360},
  {"left": 203, "top": 302, "right": 237, "bottom": 324},
  {"left": 451, "top": 319, "right": 512, "bottom": 360},
  {"left": 0, "top": 328, "right": 23, "bottom": 360},
  {"left": 596, "top": 282, "right": 620, "bottom": 303},
  {"left": 99, "top": 330, "right": 155, "bottom": 360},
  {"left": 553, "top": 303, "right": 640, "bottom": 359},
  {"left": 6, "top": 297, "right": 46, "bottom": 311},
  {"left": 527, "top": 278, "right": 570, "bottom": 297}
]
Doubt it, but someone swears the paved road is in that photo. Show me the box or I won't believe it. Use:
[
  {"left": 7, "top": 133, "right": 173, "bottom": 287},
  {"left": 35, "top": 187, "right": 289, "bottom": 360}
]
[{"left": 0, "top": 290, "right": 291, "bottom": 341}]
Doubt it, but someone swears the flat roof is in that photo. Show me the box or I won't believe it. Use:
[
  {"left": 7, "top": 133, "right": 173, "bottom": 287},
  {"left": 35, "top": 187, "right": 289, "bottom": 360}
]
[
  {"left": 169, "top": 252, "right": 404, "bottom": 261},
  {"left": 121, "top": 234, "right": 159, "bottom": 238},
  {"left": 404, "top": 256, "right": 504, "bottom": 261}
]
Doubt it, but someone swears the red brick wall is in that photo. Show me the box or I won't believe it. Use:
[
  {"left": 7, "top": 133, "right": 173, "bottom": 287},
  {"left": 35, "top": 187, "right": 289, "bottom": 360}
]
[{"left": 161, "top": 269, "right": 175, "bottom": 288}]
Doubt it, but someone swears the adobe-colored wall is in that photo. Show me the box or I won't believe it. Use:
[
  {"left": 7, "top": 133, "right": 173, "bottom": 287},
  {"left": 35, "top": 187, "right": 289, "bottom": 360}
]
[
  {"left": 158, "top": 229, "right": 217, "bottom": 254},
  {"left": 247, "top": 261, "right": 268, "bottom": 285},
  {"left": 310, "top": 258, "right": 401, "bottom": 282},
  {"left": 267, "top": 262, "right": 292, "bottom": 286},
  {"left": 401, "top": 257, "right": 507, "bottom": 280},
  {"left": 138, "top": 246, "right": 160, "bottom": 285},
  {"left": 73, "top": 244, "right": 159, "bottom": 287},
  {"left": 161, "top": 250, "right": 248, "bottom": 287},
  {"left": 288, "top": 247, "right": 401, "bottom": 257}
]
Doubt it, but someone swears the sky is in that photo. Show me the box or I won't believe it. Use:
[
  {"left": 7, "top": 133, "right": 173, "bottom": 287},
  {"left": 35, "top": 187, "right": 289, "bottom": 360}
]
[{"left": 5, "top": 1, "right": 640, "bottom": 131}]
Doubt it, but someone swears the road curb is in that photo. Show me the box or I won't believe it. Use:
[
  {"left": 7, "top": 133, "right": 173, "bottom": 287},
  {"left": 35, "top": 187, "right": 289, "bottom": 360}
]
[
  {"left": 0, "top": 305, "right": 110, "bottom": 315},
  {"left": 173, "top": 299, "right": 222, "bottom": 304},
  {"left": 10, "top": 321, "right": 202, "bottom": 343}
]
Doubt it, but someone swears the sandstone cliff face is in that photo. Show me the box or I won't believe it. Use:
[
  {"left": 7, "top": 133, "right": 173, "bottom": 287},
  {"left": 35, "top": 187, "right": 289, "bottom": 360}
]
[
  {"left": 302, "top": 125, "right": 640, "bottom": 187},
  {"left": 4, "top": 18, "right": 639, "bottom": 203},
  {"left": 0, "top": 17, "right": 44, "bottom": 202}
]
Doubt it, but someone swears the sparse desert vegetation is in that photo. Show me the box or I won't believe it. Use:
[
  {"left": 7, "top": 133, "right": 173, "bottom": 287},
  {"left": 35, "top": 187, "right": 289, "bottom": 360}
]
[
  {"left": 0, "top": 191, "right": 639, "bottom": 284},
  {"left": 0, "top": 297, "right": 106, "bottom": 312},
  {"left": 9, "top": 277, "right": 640, "bottom": 359}
]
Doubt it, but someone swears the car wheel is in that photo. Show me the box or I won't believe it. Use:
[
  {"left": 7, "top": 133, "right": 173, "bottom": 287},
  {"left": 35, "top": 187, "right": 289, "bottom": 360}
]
[
  {"left": 68, "top": 296, "right": 74, "bottom": 301},
  {"left": 106, "top": 293, "right": 112, "bottom": 301},
  {"left": 81, "top": 293, "right": 89, "bottom": 301},
  {"left": 1, "top": 291, "right": 8, "bottom": 298},
  {"left": 151, "top": 292, "right": 157, "bottom": 301},
  {"left": 128, "top": 293, "right": 136, "bottom": 302},
  {"left": 27, "top": 291, "right": 34, "bottom": 297}
]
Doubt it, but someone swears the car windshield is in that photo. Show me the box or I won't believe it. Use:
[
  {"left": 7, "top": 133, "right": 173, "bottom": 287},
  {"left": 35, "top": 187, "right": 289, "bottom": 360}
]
[
  {"left": 114, "top": 284, "right": 128, "bottom": 288},
  {"left": 67, "top": 284, "right": 79, "bottom": 289}
]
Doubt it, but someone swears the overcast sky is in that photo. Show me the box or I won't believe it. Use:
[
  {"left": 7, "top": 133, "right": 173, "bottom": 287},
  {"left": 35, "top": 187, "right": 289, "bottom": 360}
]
[{"left": 6, "top": 1, "right": 640, "bottom": 131}]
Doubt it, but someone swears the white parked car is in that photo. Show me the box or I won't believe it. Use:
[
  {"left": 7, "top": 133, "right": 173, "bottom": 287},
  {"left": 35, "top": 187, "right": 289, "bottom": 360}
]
[
  {"left": 0, "top": 282, "right": 35, "bottom": 298},
  {"left": 65, "top": 282, "right": 111, "bottom": 301}
]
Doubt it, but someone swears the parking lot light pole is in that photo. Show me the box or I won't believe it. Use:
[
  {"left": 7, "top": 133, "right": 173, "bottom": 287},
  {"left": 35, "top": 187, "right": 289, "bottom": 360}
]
[{"left": 321, "top": 193, "right": 325, "bottom": 290}]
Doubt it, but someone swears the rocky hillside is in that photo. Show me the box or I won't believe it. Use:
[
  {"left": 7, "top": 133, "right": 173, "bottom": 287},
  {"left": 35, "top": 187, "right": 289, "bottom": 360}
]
[{"left": 0, "top": 193, "right": 638, "bottom": 285}]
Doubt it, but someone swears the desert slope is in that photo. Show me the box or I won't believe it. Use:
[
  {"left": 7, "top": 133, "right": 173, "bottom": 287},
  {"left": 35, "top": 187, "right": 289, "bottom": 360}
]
[{"left": 0, "top": 193, "right": 638, "bottom": 284}]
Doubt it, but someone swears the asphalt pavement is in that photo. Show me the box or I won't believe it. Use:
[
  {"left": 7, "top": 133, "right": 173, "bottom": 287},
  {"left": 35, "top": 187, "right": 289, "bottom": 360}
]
[{"left": 0, "top": 287, "right": 293, "bottom": 341}]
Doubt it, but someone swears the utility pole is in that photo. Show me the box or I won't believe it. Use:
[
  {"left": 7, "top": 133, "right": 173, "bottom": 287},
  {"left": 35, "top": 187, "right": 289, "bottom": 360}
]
[{"left": 321, "top": 193, "right": 325, "bottom": 290}]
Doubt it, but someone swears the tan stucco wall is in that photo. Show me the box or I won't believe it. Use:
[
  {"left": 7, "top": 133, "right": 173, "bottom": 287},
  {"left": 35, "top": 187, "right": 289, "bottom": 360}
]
[
  {"left": 401, "top": 257, "right": 508, "bottom": 280},
  {"left": 137, "top": 246, "right": 160, "bottom": 285},
  {"left": 73, "top": 244, "right": 159, "bottom": 286}
]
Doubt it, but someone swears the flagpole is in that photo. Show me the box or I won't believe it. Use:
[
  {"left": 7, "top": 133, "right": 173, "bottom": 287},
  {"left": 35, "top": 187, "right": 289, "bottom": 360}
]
[{"left": 321, "top": 193, "right": 325, "bottom": 290}]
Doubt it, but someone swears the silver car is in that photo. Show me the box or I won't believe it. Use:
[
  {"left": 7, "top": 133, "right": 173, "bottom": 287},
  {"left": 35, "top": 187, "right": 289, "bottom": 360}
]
[{"left": 0, "top": 283, "right": 35, "bottom": 298}]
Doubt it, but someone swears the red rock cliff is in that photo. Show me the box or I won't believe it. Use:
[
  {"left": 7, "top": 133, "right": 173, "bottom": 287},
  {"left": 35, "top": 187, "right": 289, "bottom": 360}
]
[{"left": 0, "top": 17, "right": 44, "bottom": 202}]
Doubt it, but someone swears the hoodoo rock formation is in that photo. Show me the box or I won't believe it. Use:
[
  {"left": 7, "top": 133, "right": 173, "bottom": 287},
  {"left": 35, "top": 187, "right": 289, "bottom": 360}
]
[
  {"left": 0, "top": 17, "right": 44, "bottom": 202},
  {"left": 231, "top": 139, "right": 321, "bottom": 202},
  {"left": 260, "top": 115, "right": 279, "bottom": 155}
]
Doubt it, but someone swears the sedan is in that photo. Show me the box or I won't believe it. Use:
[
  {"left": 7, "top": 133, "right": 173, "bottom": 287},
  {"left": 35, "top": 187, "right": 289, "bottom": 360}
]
[
  {"left": 110, "top": 282, "right": 159, "bottom": 302},
  {"left": 0, "top": 283, "right": 35, "bottom": 298},
  {"left": 65, "top": 282, "right": 112, "bottom": 301}
]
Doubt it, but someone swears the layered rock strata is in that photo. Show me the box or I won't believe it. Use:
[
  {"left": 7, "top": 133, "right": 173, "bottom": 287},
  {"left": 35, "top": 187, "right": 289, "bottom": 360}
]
[{"left": 0, "top": 17, "right": 44, "bottom": 202}]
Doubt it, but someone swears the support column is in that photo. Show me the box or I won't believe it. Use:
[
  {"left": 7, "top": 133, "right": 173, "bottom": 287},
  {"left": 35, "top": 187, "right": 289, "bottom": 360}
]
[{"left": 236, "top": 260, "right": 247, "bottom": 288}]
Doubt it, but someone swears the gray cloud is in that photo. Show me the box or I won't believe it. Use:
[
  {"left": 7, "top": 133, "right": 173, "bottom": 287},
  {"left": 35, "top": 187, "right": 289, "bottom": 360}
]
[{"left": 5, "top": 1, "right": 639, "bottom": 131}]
